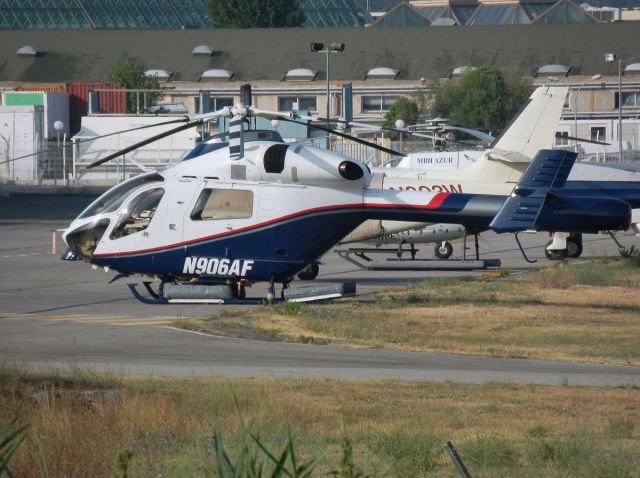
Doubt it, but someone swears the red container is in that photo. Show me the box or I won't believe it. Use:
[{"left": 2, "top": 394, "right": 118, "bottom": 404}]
[
  {"left": 15, "top": 83, "right": 66, "bottom": 93},
  {"left": 66, "top": 82, "right": 126, "bottom": 133}
]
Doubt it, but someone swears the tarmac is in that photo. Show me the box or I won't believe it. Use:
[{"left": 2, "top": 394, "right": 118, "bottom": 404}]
[{"left": 1, "top": 190, "right": 639, "bottom": 386}]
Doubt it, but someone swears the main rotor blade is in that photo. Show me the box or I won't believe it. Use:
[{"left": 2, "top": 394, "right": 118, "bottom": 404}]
[
  {"left": 75, "top": 117, "right": 189, "bottom": 145},
  {"left": 557, "top": 133, "right": 610, "bottom": 146},
  {"left": 443, "top": 125, "right": 495, "bottom": 144},
  {"left": 277, "top": 117, "right": 402, "bottom": 156},
  {"left": 86, "top": 119, "right": 203, "bottom": 169}
]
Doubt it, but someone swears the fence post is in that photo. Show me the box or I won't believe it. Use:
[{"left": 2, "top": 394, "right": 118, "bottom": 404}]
[{"left": 443, "top": 441, "right": 472, "bottom": 478}]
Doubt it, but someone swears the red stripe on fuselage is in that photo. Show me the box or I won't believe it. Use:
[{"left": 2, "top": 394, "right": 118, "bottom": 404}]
[
  {"left": 365, "top": 192, "right": 450, "bottom": 210},
  {"left": 92, "top": 194, "right": 450, "bottom": 258}
]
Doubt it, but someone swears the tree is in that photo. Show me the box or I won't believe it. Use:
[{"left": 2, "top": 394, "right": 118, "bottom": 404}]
[
  {"left": 208, "top": 0, "right": 305, "bottom": 28},
  {"left": 105, "top": 54, "right": 162, "bottom": 114},
  {"left": 430, "top": 67, "right": 532, "bottom": 131},
  {"left": 383, "top": 97, "right": 419, "bottom": 129}
]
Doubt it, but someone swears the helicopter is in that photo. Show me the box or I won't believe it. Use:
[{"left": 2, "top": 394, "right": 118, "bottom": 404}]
[{"left": 61, "top": 101, "right": 631, "bottom": 304}]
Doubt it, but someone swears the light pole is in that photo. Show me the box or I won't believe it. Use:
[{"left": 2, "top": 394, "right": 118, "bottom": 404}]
[
  {"left": 605, "top": 53, "right": 623, "bottom": 161},
  {"left": 311, "top": 42, "right": 345, "bottom": 149},
  {"left": 395, "top": 118, "right": 405, "bottom": 153},
  {"left": 573, "top": 74, "right": 601, "bottom": 153}
]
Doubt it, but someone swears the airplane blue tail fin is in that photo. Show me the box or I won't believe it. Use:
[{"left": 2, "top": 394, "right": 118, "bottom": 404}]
[{"left": 490, "top": 149, "right": 577, "bottom": 233}]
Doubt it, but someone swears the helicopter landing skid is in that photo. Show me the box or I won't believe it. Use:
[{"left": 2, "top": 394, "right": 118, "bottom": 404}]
[{"left": 126, "top": 281, "right": 356, "bottom": 305}]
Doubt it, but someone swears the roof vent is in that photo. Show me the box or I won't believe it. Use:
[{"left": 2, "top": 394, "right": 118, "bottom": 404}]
[
  {"left": 536, "top": 64, "right": 571, "bottom": 77},
  {"left": 17, "top": 45, "right": 39, "bottom": 56},
  {"left": 192, "top": 44, "right": 215, "bottom": 56},
  {"left": 450, "top": 66, "right": 476, "bottom": 78},
  {"left": 284, "top": 68, "right": 319, "bottom": 81},
  {"left": 365, "top": 67, "right": 400, "bottom": 80},
  {"left": 432, "top": 17, "right": 457, "bottom": 26},
  {"left": 200, "top": 69, "right": 234, "bottom": 81},
  {"left": 144, "top": 69, "right": 173, "bottom": 81},
  {"left": 624, "top": 63, "right": 640, "bottom": 75}
]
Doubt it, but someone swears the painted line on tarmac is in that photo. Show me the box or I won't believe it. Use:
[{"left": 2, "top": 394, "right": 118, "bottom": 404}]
[
  {"left": 0, "top": 313, "right": 174, "bottom": 327},
  {"left": 1, "top": 252, "right": 46, "bottom": 258}
]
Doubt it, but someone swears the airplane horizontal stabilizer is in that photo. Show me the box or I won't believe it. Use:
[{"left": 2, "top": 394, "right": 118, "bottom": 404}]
[
  {"left": 515, "top": 149, "right": 577, "bottom": 192},
  {"left": 490, "top": 196, "right": 545, "bottom": 233},
  {"left": 490, "top": 149, "right": 577, "bottom": 233}
]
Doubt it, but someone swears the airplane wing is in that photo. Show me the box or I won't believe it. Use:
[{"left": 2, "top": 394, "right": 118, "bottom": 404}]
[
  {"left": 490, "top": 86, "right": 569, "bottom": 161},
  {"left": 490, "top": 149, "right": 577, "bottom": 233}
]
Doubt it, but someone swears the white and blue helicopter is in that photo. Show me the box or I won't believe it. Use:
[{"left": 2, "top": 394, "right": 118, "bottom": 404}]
[{"left": 61, "top": 102, "right": 631, "bottom": 304}]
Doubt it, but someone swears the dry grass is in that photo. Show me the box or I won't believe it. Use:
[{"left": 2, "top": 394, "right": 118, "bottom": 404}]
[
  {"left": 1, "top": 367, "right": 640, "bottom": 477},
  {"left": 192, "top": 259, "right": 640, "bottom": 365}
]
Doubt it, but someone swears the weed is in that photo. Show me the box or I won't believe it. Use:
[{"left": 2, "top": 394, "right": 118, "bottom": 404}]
[
  {"left": 608, "top": 418, "right": 634, "bottom": 439},
  {"left": 530, "top": 264, "right": 575, "bottom": 289},
  {"left": 113, "top": 449, "right": 133, "bottom": 478},
  {"left": 172, "top": 317, "right": 203, "bottom": 331},
  {"left": 460, "top": 435, "right": 518, "bottom": 469},
  {"left": 0, "top": 417, "right": 29, "bottom": 475},
  {"left": 281, "top": 301, "right": 306, "bottom": 316},
  {"left": 212, "top": 425, "right": 317, "bottom": 477},
  {"left": 328, "top": 433, "right": 371, "bottom": 478},
  {"left": 369, "top": 430, "right": 440, "bottom": 476},
  {"left": 526, "top": 425, "right": 549, "bottom": 438},
  {"left": 527, "top": 429, "right": 596, "bottom": 470}
]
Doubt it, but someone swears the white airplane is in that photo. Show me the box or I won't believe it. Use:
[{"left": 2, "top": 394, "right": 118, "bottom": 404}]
[
  {"left": 339, "top": 86, "right": 640, "bottom": 262},
  {"left": 60, "top": 104, "right": 630, "bottom": 303}
]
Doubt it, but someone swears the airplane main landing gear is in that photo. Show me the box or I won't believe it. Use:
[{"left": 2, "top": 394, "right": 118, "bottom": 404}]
[
  {"left": 565, "top": 234, "right": 583, "bottom": 258},
  {"left": 434, "top": 241, "right": 453, "bottom": 259},
  {"left": 545, "top": 233, "right": 583, "bottom": 261}
]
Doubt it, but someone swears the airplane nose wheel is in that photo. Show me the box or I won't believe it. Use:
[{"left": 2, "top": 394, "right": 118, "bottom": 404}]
[{"left": 434, "top": 241, "right": 453, "bottom": 259}]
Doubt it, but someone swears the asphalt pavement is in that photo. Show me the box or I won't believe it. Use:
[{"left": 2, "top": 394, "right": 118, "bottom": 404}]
[{"left": 1, "top": 192, "right": 639, "bottom": 386}]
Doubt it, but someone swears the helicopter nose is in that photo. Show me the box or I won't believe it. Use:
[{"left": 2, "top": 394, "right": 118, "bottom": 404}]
[{"left": 62, "top": 218, "right": 111, "bottom": 262}]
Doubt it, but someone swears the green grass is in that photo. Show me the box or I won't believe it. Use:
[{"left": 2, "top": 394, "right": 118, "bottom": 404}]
[{"left": 2, "top": 370, "right": 640, "bottom": 477}]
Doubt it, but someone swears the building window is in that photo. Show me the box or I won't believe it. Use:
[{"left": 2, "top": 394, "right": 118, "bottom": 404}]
[
  {"left": 190, "top": 188, "right": 253, "bottom": 221},
  {"left": 194, "top": 96, "right": 234, "bottom": 113},
  {"left": 277, "top": 96, "right": 317, "bottom": 112},
  {"left": 361, "top": 96, "right": 398, "bottom": 112},
  {"left": 590, "top": 126, "right": 606, "bottom": 142},
  {"left": 621, "top": 92, "right": 640, "bottom": 108},
  {"left": 556, "top": 131, "right": 569, "bottom": 146}
]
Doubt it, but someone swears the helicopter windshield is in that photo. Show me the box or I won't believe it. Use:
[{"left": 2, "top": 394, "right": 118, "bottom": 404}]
[
  {"left": 110, "top": 187, "right": 165, "bottom": 239},
  {"left": 78, "top": 172, "right": 164, "bottom": 219}
]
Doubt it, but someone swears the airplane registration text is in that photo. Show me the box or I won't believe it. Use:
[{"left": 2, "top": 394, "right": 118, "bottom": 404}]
[
  {"left": 183, "top": 257, "right": 255, "bottom": 276},
  {"left": 389, "top": 184, "right": 463, "bottom": 193}
]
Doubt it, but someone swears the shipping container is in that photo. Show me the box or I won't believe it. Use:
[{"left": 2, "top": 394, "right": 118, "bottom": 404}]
[
  {"left": 15, "top": 83, "right": 66, "bottom": 93},
  {"left": 67, "top": 82, "right": 126, "bottom": 133},
  {"left": 2, "top": 91, "right": 70, "bottom": 139},
  {"left": 0, "top": 105, "right": 45, "bottom": 182},
  {"left": 15, "top": 82, "right": 126, "bottom": 134}
]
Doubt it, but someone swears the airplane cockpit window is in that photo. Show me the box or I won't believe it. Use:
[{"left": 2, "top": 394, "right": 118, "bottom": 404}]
[
  {"left": 110, "top": 187, "right": 164, "bottom": 239},
  {"left": 79, "top": 172, "right": 164, "bottom": 219},
  {"left": 190, "top": 188, "right": 253, "bottom": 221}
]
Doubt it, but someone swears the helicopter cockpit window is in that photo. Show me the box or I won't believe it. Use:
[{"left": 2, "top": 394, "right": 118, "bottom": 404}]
[
  {"left": 190, "top": 188, "right": 253, "bottom": 221},
  {"left": 79, "top": 172, "right": 164, "bottom": 219},
  {"left": 110, "top": 187, "right": 164, "bottom": 239}
]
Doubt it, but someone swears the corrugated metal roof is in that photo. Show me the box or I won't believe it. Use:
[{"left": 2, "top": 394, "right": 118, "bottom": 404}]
[{"left": 0, "top": 23, "right": 637, "bottom": 83}]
